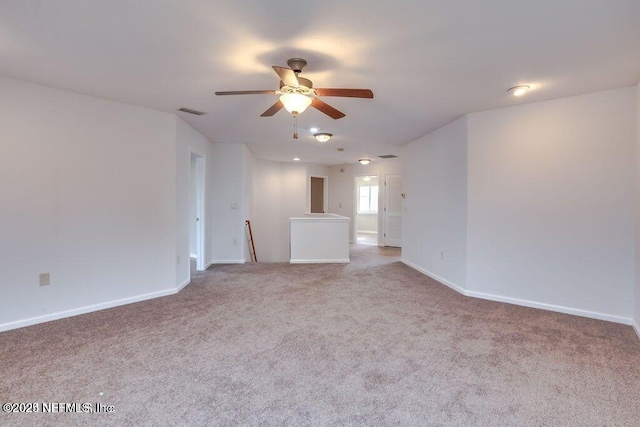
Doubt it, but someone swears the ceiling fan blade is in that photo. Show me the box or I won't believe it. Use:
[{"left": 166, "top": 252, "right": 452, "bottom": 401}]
[
  {"left": 272, "top": 66, "right": 299, "bottom": 87},
  {"left": 261, "top": 100, "right": 284, "bottom": 117},
  {"left": 215, "top": 90, "right": 276, "bottom": 95},
  {"left": 311, "top": 98, "right": 345, "bottom": 119},
  {"left": 314, "top": 88, "right": 374, "bottom": 98}
]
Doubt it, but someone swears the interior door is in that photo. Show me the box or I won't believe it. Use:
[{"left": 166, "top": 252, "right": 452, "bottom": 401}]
[
  {"left": 384, "top": 174, "right": 402, "bottom": 247},
  {"left": 310, "top": 177, "right": 325, "bottom": 213}
]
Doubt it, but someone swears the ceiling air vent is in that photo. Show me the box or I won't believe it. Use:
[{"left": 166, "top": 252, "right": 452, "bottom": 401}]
[
  {"left": 378, "top": 154, "right": 398, "bottom": 159},
  {"left": 178, "top": 107, "right": 206, "bottom": 116}
]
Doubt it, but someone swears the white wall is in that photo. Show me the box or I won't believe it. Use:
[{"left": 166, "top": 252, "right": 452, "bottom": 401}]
[
  {"left": 401, "top": 116, "right": 468, "bottom": 290},
  {"left": 210, "top": 143, "right": 250, "bottom": 263},
  {"left": 250, "top": 158, "right": 330, "bottom": 262},
  {"left": 635, "top": 81, "right": 640, "bottom": 333},
  {"left": 356, "top": 214, "right": 377, "bottom": 233},
  {"left": 243, "top": 145, "right": 254, "bottom": 262},
  {"left": 328, "top": 159, "right": 402, "bottom": 244},
  {"left": 251, "top": 158, "right": 286, "bottom": 262},
  {"left": 466, "top": 87, "right": 636, "bottom": 321},
  {"left": 0, "top": 76, "right": 178, "bottom": 330},
  {"left": 175, "top": 117, "right": 214, "bottom": 286}
]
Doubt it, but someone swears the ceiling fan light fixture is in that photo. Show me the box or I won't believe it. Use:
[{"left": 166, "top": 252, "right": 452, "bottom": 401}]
[
  {"left": 314, "top": 133, "right": 332, "bottom": 143},
  {"left": 359, "top": 158, "right": 371, "bottom": 165},
  {"left": 279, "top": 93, "right": 312, "bottom": 115}
]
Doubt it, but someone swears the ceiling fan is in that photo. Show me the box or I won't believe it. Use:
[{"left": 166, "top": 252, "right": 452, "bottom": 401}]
[{"left": 215, "top": 58, "right": 374, "bottom": 120}]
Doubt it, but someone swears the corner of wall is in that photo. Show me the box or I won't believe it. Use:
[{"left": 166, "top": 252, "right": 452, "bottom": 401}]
[{"left": 634, "top": 81, "right": 640, "bottom": 334}]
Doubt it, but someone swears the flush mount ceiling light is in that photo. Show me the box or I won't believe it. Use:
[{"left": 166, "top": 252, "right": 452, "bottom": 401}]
[
  {"left": 363, "top": 176, "right": 371, "bottom": 182},
  {"left": 507, "top": 85, "right": 531, "bottom": 97},
  {"left": 310, "top": 127, "right": 319, "bottom": 133},
  {"left": 279, "top": 93, "right": 312, "bottom": 116},
  {"left": 314, "top": 133, "right": 332, "bottom": 143},
  {"left": 359, "top": 158, "right": 371, "bottom": 165},
  {"left": 293, "top": 157, "right": 300, "bottom": 161}
]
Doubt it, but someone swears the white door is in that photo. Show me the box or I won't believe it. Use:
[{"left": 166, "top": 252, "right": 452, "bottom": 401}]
[{"left": 384, "top": 174, "right": 402, "bottom": 247}]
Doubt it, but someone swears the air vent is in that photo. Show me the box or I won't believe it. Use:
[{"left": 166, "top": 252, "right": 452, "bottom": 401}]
[
  {"left": 178, "top": 107, "right": 206, "bottom": 116},
  {"left": 378, "top": 154, "right": 398, "bottom": 159}
]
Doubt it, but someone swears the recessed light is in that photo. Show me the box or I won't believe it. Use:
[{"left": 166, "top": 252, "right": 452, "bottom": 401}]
[
  {"left": 359, "top": 158, "right": 371, "bottom": 165},
  {"left": 508, "top": 85, "right": 531, "bottom": 97},
  {"left": 293, "top": 157, "right": 300, "bottom": 161},
  {"left": 310, "top": 127, "right": 319, "bottom": 133}
]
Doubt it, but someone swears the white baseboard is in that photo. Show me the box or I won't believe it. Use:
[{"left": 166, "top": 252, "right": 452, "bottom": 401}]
[
  {"left": 633, "top": 320, "right": 640, "bottom": 340},
  {"left": 465, "top": 289, "right": 632, "bottom": 325},
  {"left": 401, "top": 259, "right": 466, "bottom": 295},
  {"left": 209, "top": 259, "right": 246, "bottom": 264},
  {"left": 0, "top": 287, "right": 179, "bottom": 333},
  {"left": 205, "top": 260, "right": 214, "bottom": 269},
  {"left": 176, "top": 278, "right": 191, "bottom": 292},
  {"left": 400, "top": 258, "right": 632, "bottom": 326},
  {"left": 290, "top": 259, "right": 350, "bottom": 264}
]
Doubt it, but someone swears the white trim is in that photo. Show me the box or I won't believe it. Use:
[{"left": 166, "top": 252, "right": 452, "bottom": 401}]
[
  {"left": 177, "top": 278, "right": 191, "bottom": 292},
  {"left": 633, "top": 320, "right": 640, "bottom": 340},
  {"left": 290, "top": 258, "right": 350, "bottom": 264},
  {"left": 205, "top": 260, "right": 215, "bottom": 269},
  {"left": 0, "top": 288, "right": 178, "bottom": 333},
  {"left": 190, "top": 253, "right": 197, "bottom": 259},
  {"left": 401, "top": 259, "right": 466, "bottom": 295},
  {"left": 210, "top": 259, "right": 246, "bottom": 264},
  {"left": 465, "top": 289, "right": 632, "bottom": 325},
  {"left": 401, "top": 258, "right": 632, "bottom": 326},
  {"left": 189, "top": 149, "right": 206, "bottom": 272}
]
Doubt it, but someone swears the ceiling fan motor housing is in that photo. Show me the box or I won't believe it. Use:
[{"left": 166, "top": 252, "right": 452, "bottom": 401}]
[
  {"left": 279, "top": 77, "right": 313, "bottom": 92},
  {"left": 287, "top": 58, "right": 307, "bottom": 73}
]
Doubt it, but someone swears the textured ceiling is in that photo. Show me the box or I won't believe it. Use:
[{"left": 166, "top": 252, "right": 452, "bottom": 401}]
[{"left": 0, "top": 0, "right": 638, "bottom": 165}]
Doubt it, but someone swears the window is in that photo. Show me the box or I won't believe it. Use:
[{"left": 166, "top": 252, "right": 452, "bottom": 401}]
[{"left": 358, "top": 185, "right": 378, "bottom": 213}]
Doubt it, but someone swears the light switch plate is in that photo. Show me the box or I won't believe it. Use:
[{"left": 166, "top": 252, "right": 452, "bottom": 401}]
[{"left": 231, "top": 202, "right": 238, "bottom": 209}]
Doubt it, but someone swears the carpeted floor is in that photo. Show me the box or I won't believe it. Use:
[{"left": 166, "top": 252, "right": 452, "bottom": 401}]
[{"left": 1, "top": 245, "right": 639, "bottom": 426}]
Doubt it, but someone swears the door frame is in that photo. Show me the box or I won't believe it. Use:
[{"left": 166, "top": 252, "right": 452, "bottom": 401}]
[
  {"left": 308, "top": 175, "right": 328, "bottom": 213},
  {"left": 189, "top": 149, "right": 206, "bottom": 271}
]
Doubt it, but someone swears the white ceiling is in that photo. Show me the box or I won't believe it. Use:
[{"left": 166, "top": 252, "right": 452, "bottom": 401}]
[{"left": 1, "top": 1, "right": 638, "bottom": 165}]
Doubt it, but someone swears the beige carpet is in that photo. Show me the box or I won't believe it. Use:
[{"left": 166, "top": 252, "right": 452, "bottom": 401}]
[{"left": 1, "top": 245, "right": 639, "bottom": 426}]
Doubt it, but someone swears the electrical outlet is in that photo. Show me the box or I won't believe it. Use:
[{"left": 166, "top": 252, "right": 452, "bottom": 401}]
[
  {"left": 339, "top": 202, "right": 343, "bottom": 208},
  {"left": 440, "top": 251, "right": 444, "bottom": 260},
  {"left": 231, "top": 202, "right": 238, "bottom": 210},
  {"left": 39, "top": 273, "right": 50, "bottom": 286},
  {"left": 232, "top": 238, "right": 238, "bottom": 246}
]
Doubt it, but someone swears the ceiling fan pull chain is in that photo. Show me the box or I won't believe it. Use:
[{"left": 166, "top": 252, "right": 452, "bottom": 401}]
[{"left": 293, "top": 115, "right": 298, "bottom": 139}]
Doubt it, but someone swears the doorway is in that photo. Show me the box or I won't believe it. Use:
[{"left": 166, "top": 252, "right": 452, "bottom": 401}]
[
  {"left": 355, "top": 175, "right": 379, "bottom": 245},
  {"left": 309, "top": 176, "right": 328, "bottom": 213},
  {"left": 383, "top": 174, "right": 402, "bottom": 247},
  {"left": 189, "top": 150, "right": 206, "bottom": 273}
]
